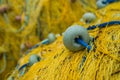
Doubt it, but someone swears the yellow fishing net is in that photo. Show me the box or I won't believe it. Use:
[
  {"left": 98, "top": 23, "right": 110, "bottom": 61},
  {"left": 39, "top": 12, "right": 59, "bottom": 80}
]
[
  {"left": 7, "top": 1, "right": 120, "bottom": 80},
  {"left": 0, "top": 0, "right": 87, "bottom": 79},
  {"left": 8, "top": 25, "right": 120, "bottom": 80}
]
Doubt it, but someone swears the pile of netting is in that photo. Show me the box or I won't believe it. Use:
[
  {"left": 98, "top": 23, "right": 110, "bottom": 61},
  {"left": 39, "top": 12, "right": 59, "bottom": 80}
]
[
  {"left": 7, "top": 1, "right": 120, "bottom": 80},
  {"left": 8, "top": 25, "right": 120, "bottom": 80},
  {"left": 0, "top": 0, "right": 92, "bottom": 79}
]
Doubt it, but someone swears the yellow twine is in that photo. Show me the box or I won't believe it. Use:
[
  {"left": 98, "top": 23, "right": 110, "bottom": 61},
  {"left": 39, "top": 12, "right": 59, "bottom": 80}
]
[
  {"left": 0, "top": 0, "right": 86, "bottom": 79},
  {"left": 9, "top": 24, "right": 120, "bottom": 80},
  {"left": 0, "top": 0, "right": 120, "bottom": 80}
]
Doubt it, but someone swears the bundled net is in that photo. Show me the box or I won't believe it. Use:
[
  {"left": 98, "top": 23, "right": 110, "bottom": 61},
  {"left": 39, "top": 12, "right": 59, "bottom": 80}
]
[{"left": 7, "top": 1, "right": 120, "bottom": 80}]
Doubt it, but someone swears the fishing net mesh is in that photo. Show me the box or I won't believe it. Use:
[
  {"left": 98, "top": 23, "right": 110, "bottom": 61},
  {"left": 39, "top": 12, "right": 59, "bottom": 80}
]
[
  {"left": 0, "top": 0, "right": 120, "bottom": 80},
  {"left": 0, "top": 0, "right": 88, "bottom": 79},
  {"left": 9, "top": 24, "right": 120, "bottom": 80}
]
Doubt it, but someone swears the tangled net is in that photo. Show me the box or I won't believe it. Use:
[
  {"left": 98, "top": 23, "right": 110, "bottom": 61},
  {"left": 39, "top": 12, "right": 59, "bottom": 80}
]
[{"left": 7, "top": 1, "right": 120, "bottom": 80}]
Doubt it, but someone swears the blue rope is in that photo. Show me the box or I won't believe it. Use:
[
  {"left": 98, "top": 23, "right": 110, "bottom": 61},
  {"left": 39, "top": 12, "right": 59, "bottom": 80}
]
[
  {"left": 80, "top": 56, "right": 86, "bottom": 68},
  {"left": 106, "top": 0, "right": 117, "bottom": 3},
  {"left": 87, "top": 21, "right": 120, "bottom": 30},
  {"left": 102, "top": 0, "right": 117, "bottom": 4},
  {"left": 75, "top": 38, "right": 91, "bottom": 51},
  {"left": 19, "top": 63, "right": 29, "bottom": 71},
  {"left": 25, "top": 39, "right": 49, "bottom": 54},
  {"left": 41, "top": 39, "right": 49, "bottom": 44}
]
